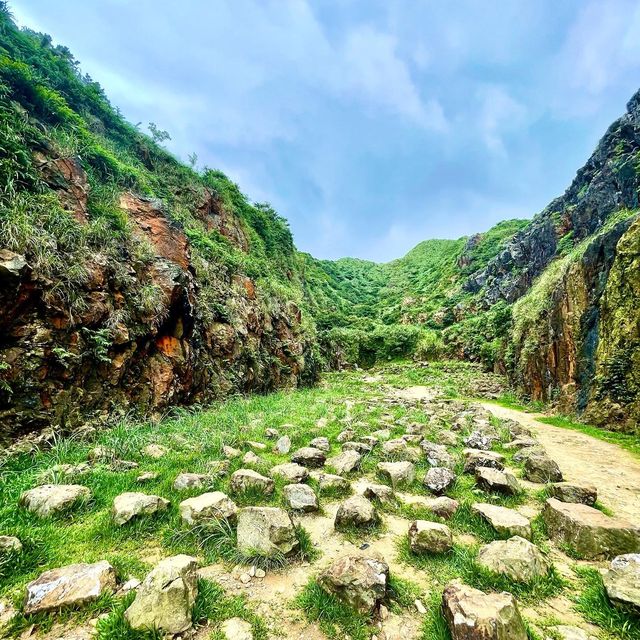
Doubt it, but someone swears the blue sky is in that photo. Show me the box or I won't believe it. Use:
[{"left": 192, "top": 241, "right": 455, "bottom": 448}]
[{"left": 12, "top": 1, "right": 640, "bottom": 261}]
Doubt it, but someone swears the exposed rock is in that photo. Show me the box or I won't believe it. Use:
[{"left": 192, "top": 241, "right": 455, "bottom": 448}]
[
  {"left": 421, "top": 441, "right": 456, "bottom": 469},
  {"left": 221, "top": 617, "right": 254, "bottom": 640},
  {"left": 442, "top": 580, "right": 527, "bottom": 640},
  {"left": 382, "top": 439, "right": 421, "bottom": 462},
  {"left": 246, "top": 440, "right": 267, "bottom": 452},
  {"left": 283, "top": 484, "right": 318, "bottom": 512},
  {"left": 523, "top": 453, "right": 563, "bottom": 483},
  {"left": 173, "top": 472, "right": 209, "bottom": 491},
  {"left": 141, "top": 444, "right": 167, "bottom": 459},
  {"left": 463, "top": 449, "right": 504, "bottom": 473},
  {"left": 318, "top": 555, "right": 389, "bottom": 614},
  {"left": 270, "top": 462, "right": 309, "bottom": 483},
  {"left": 20, "top": 484, "right": 92, "bottom": 517},
  {"left": 291, "top": 446, "right": 326, "bottom": 468},
  {"left": 543, "top": 498, "right": 640, "bottom": 559},
  {"left": 547, "top": 626, "right": 596, "bottom": 640},
  {"left": 603, "top": 553, "right": 640, "bottom": 613},
  {"left": 424, "top": 467, "right": 456, "bottom": 495},
  {"left": 112, "top": 492, "right": 169, "bottom": 525},
  {"left": 265, "top": 428, "right": 279, "bottom": 439},
  {"left": 548, "top": 482, "right": 597, "bottom": 506},
  {"left": 503, "top": 437, "right": 538, "bottom": 451},
  {"left": 342, "top": 440, "right": 373, "bottom": 454},
  {"left": 408, "top": 520, "right": 453, "bottom": 554},
  {"left": 243, "top": 451, "right": 261, "bottom": 466},
  {"left": 475, "top": 467, "right": 521, "bottom": 495},
  {"left": 477, "top": 536, "right": 551, "bottom": 582},
  {"left": 236, "top": 507, "right": 299, "bottom": 557},
  {"left": 362, "top": 483, "right": 395, "bottom": 505},
  {"left": 335, "top": 495, "right": 379, "bottom": 528},
  {"left": 311, "top": 471, "right": 350, "bottom": 492},
  {"left": 0, "top": 536, "right": 22, "bottom": 554},
  {"left": 464, "top": 431, "right": 495, "bottom": 451},
  {"left": 125, "top": 555, "right": 198, "bottom": 634},
  {"left": 24, "top": 561, "right": 116, "bottom": 615},
  {"left": 310, "top": 437, "right": 331, "bottom": 452},
  {"left": 377, "top": 461, "right": 416, "bottom": 488},
  {"left": 136, "top": 471, "right": 159, "bottom": 483},
  {"left": 230, "top": 469, "right": 275, "bottom": 495},
  {"left": 223, "top": 445, "right": 243, "bottom": 459},
  {"left": 179, "top": 491, "right": 238, "bottom": 525},
  {"left": 337, "top": 429, "right": 355, "bottom": 443},
  {"left": 472, "top": 503, "right": 532, "bottom": 539},
  {"left": 326, "top": 450, "right": 362, "bottom": 474},
  {"left": 274, "top": 436, "right": 291, "bottom": 455}
]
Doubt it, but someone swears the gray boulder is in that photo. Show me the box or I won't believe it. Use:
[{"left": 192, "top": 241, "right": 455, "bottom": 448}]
[
  {"left": 424, "top": 467, "right": 456, "bottom": 495},
  {"left": 523, "top": 453, "right": 563, "bottom": 483},
  {"left": 179, "top": 491, "right": 238, "bottom": 525},
  {"left": 548, "top": 482, "right": 597, "bottom": 506},
  {"left": 408, "top": 520, "right": 453, "bottom": 554},
  {"left": 236, "top": 507, "right": 299, "bottom": 557},
  {"left": 283, "top": 484, "right": 318, "bottom": 512},
  {"left": 270, "top": 462, "right": 309, "bottom": 483},
  {"left": 20, "top": 484, "right": 92, "bottom": 517},
  {"left": 377, "top": 461, "right": 415, "bottom": 488},
  {"left": 477, "top": 536, "right": 551, "bottom": 582},
  {"left": 326, "top": 450, "right": 362, "bottom": 474},
  {"left": 603, "top": 553, "right": 640, "bottom": 613},
  {"left": 475, "top": 467, "right": 521, "bottom": 496},
  {"left": 112, "top": 492, "right": 169, "bottom": 525},
  {"left": 291, "top": 447, "right": 326, "bottom": 468},
  {"left": 335, "top": 495, "right": 379, "bottom": 529},
  {"left": 230, "top": 469, "right": 274, "bottom": 495}
]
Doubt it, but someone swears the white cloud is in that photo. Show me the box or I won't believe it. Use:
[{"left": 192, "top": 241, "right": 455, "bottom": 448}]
[{"left": 476, "top": 85, "right": 528, "bottom": 156}]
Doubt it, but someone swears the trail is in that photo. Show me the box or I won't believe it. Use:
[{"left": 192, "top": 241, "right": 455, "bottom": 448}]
[{"left": 481, "top": 403, "right": 640, "bottom": 523}]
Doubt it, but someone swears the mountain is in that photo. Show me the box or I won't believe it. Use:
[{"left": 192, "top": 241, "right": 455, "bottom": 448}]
[{"left": 0, "top": 7, "right": 638, "bottom": 437}]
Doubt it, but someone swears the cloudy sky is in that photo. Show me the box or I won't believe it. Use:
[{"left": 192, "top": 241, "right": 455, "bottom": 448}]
[{"left": 12, "top": 1, "right": 640, "bottom": 261}]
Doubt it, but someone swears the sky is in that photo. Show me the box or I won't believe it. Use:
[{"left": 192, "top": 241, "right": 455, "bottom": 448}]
[{"left": 11, "top": 1, "right": 640, "bottom": 261}]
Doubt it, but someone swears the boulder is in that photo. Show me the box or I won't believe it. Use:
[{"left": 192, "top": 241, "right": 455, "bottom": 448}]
[
  {"left": 464, "top": 431, "right": 495, "bottom": 450},
  {"left": 523, "top": 453, "right": 563, "bottom": 483},
  {"left": 125, "top": 555, "right": 198, "bottom": 634},
  {"left": 463, "top": 449, "right": 504, "bottom": 473},
  {"left": 382, "top": 439, "right": 421, "bottom": 462},
  {"left": 441, "top": 580, "right": 527, "bottom": 640},
  {"left": 265, "top": 428, "right": 279, "bottom": 439},
  {"left": 547, "top": 626, "right": 596, "bottom": 640},
  {"left": 477, "top": 536, "right": 551, "bottom": 582},
  {"left": 179, "top": 491, "right": 238, "bottom": 525},
  {"left": 243, "top": 451, "right": 261, "bottom": 466},
  {"left": 472, "top": 503, "right": 532, "bottom": 539},
  {"left": 246, "top": 441, "right": 267, "bottom": 452},
  {"left": 342, "top": 441, "right": 372, "bottom": 454},
  {"left": 475, "top": 467, "right": 521, "bottom": 496},
  {"left": 24, "top": 561, "right": 116, "bottom": 615},
  {"left": 311, "top": 472, "right": 350, "bottom": 492},
  {"left": 223, "top": 445, "right": 242, "bottom": 459},
  {"left": 542, "top": 498, "right": 640, "bottom": 559},
  {"left": 318, "top": 555, "right": 389, "bottom": 614},
  {"left": 291, "top": 447, "right": 326, "bottom": 468},
  {"left": 221, "top": 617, "right": 254, "bottom": 640},
  {"left": 230, "top": 469, "right": 274, "bottom": 495},
  {"left": 173, "top": 472, "right": 209, "bottom": 491},
  {"left": 326, "top": 450, "right": 362, "bottom": 474},
  {"left": 408, "top": 520, "right": 453, "bottom": 554},
  {"left": 377, "top": 461, "right": 416, "bottom": 488},
  {"left": 420, "top": 442, "right": 456, "bottom": 468},
  {"left": 274, "top": 436, "right": 291, "bottom": 455},
  {"left": 20, "top": 484, "right": 92, "bottom": 517},
  {"left": 270, "top": 462, "right": 309, "bottom": 483},
  {"left": 337, "top": 429, "right": 355, "bottom": 443},
  {"left": 503, "top": 437, "right": 538, "bottom": 451},
  {"left": 236, "top": 507, "right": 299, "bottom": 557},
  {"left": 0, "top": 536, "right": 22, "bottom": 554},
  {"left": 362, "top": 483, "right": 395, "bottom": 505},
  {"left": 112, "top": 492, "right": 169, "bottom": 525},
  {"left": 424, "top": 467, "right": 456, "bottom": 495},
  {"left": 283, "top": 484, "right": 318, "bottom": 512},
  {"left": 310, "top": 437, "right": 331, "bottom": 452},
  {"left": 335, "top": 495, "right": 379, "bottom": 529},
  {"left": 548, "top": 482, "right": 597, "bottom": 506},
  {"left": 603, "top": 553, "right": 640, "bottom": 613},
  {"left": 136, "top": 471, "right": 159, "bottom": 483}
]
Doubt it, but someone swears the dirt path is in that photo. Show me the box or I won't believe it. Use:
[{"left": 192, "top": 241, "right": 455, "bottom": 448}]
[{"left": 481, "top": 403, "right": 640, "bottom": 523}]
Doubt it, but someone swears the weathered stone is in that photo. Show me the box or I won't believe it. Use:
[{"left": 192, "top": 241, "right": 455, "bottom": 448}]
[
  {"left": 359, "top": 435, "right": 378, "bottom": 448},
  {"left": 283, "top": 484, "right": 318, "bottom": 512},
  {"left": 548, "top": 482, "right": 597, "bottom": 506},
  {"left": 442, "top": 580, "right": 527, "bottom": 640},
  {"left": 377, "top": 461, "right": 415, "bottom": 489},
  {"left": 270, "top": 462, "right": 309, "bottom": 483},
  {"left": 472, "top": 503, "right": 532, "bottom": 539},
  {"left": 310, "top": 437, "right": 331, "bottom": 452},
  {"left": 382, "top": 439, "right": 421, "bottom": 462},
  {"left": 603, "top": 553, "right": 640, "bottom": 613},
  {"left": 523, "top": 453, "right": 563, "bottom": 483},
  {"left": 20, "top": 484, "right": 92, "bottom": 518},
  {"left": 230, "top": 469, "right": 274, "bottom": 495},
  {"left": 424, "top": 467, "right": 456, "bottom": 495},
  {"left": 221, "top": 616, "right": 254, "bottom": 640},
  {"left": 125, "top": 555, "right": 198, "bottom": 634},
  {"left": 464, "top": 431, "right": 495, "bottom": 450},
  {"left": 24, "top": 561, "right": 116, "bottom": 615},
  {"left": 179, "top": 491, "right": 238, "bottom": 525},
  {"left": 0, "top": 536, "right": 22, "bottom": 554},
  {"left": 547, "top": 626, "right": 596, "bottom": 640},
  {"left": 503, "top": 437, "right": 538, "bottom": 451},
  {"left": 141, "top": 444, "right": 167, "bottom": 459},
  {"left": 173, "top": 472, "right": 209, "bottom": 491},
  {"left": 475, "top": 467, "right": 521, "bottom": 496},
  {"left": 112, "top": 492, "right": 169, "bottom": 525},
  {"left": 223, "top": 445, "right": 242, "bottom": 459},
  {"left": 246, "top": 440, "right": 267, "bottom": 452},
  {"left": 372, "top": 429, "right": 391, "bottom": 440},
  {"left": 336, "top": 429, "right": 355, "bottom": 443},
  {"left": 408, "top": 520, "right": 453, "bottom": 554},
  {"left": 434, "top": 431, "right": 458, "bottom": 447},
  {"left": 242, "top": 451, "right": 261, "bottom": 466},
  {"left": 274, "top": 436, "right": 291, "bottom": 455},
  {"left": 311, "top": 471, "right": 350, "bottom": 492},
  {"left": 236, "top": 507, "right": 299, "bottom": 557},
  {"left": 342, "top": 440, "right": 372, "bottom": 454},
  {"left": 136, "top": 471, "right": 159, "bottom": 483},
  {"left": 318, "top": 555, "right": 389, "bottom": 614},
  {"left": 543, "top": 498, "right": 640, "bottom": 559},
  {"left": 291, "top": 447, "right": 326, "bottom": 468},
  {"left": 265, "top": 428, "right": 279, "bottom": 439},
  {"left": 362, "top": 483, "right": 395, "bottom": 505},
  {"left": 477, "top": 536, "right": 551, "bottom": 582},
  {"left": 326, "top": 450, "right": 362, "bottom": 474},
  {"left": 463, "top": 449, "right": 504, "bottom": 473},
  {"left": 335, "top": 495, "right": 379, "bottom": 528}
]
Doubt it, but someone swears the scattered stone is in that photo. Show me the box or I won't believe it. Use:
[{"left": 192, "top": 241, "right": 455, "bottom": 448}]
[
  {"left": 513, "top": 447, "right": 545, "bottom": 463},
  {"left": 112, "top": 492, "right": 169, "bottom": 525},
  {"left": 230, "top": 469, "right": 275, "bottom": 495},
  {"left": 362, "top": 483, "right": 395, "bottom": 505},
  {"left": 326, "top": 450, "right": 362, "bottom": 474},
  {"left": 136, "top": 471, "right": 158, "bottom": 483},
  {"left": 270, "top": 462, "right": 309, "bottom": 483},
  {"left": 255, "top": 568, "right": 266, "bottom": 578},
  {"left": 337, "top": 429, "right": 355, "bottom": 443},
  {"left": 377, "top": 461, "right": 415, "bottom": 488},
  {"left": 402, "top": 434, "right": 422, "bottom": 444},
  {"left": 311, "top": 472, "right": 350, "bottom": 492},
  {"left": 382, "top": 439, "right": 421, "bottom": 462},
  {"left": 242, "top": 451, "right": 261, "bottom": 466},
  {"left": 359, "top": 435, "right": 378, "bottom": 448},
  {"left": 221, "top": 617, "right": 254, "bottom": 640},
  {"left": 434, "top": 431, "right": 458, "bottom": 447},
  {"left": 87, "top": 445, "right": 115, "bottom": 462},
  {"left": 548, "top": 626, "right": 596, "bottom": 640},
  {"left": 236, "top": 507, "right": 299, "bottom": 557},
  {"left": 283, "top": 484, "right": 318, "bottom": 512},
  {"left": 603, "top": 553, "right": 640, "bottom": 613},
  {"left": 464, "top": 431, "right": 495, "bottom": 450},
  {"left": 342, "top": 440, "right": 372, "bottom": 454},
  {"left": 20, "top": 484, "right": 92, "bottom": 518},
  {"left": 475, "top": 467, "right": 521, "bottom": 495},
  {"left": 110, "top": 459, "right": 139, "bottom": 471},
  {"left": 141, "top": 444, "right": 167, "bottom": 459},
  {"left": 223, "top": 445, "right": 242, "bottom": 459},
  {"left": 424, "top": 467, "right": 456, "bottom": 495},
  {"left": 265, "top": 428, "right": 279, "bottom": 439},
  {"left": 24, "top": 561, "right": 116, "bottom": 615},
  {"left": 523, "top": 453, "right": 563, "bottom": 483},
  {"left": 335, "top": 495, "right": 379, "bottom": 528},
  {"left": 318, "top": 555, "right": 389, "bottom": 614},
  {"left": 372, "top": 429, "right": 391, "bottom": 440},
  {"left": 463, "top": 449, "right": 505, "bottom": 473},
  {"left": 310, "top": 437, "right": 331, "bottom": 452},
  {"left": 478, "top": 536, "right": 551, "bottom": 582},
  {"left": 421, "top": 441, "right": 456, "bottom": 469},
  {"left": 246, "top": 441, "right": 267, "bottom": 452},
  {"left": 274, "top": 435, "right": 291, "bottom": 455},
  {"left": 119, "top": 578, "right": 141, "bottom": 594},
  {"left": 408, "top": 520, "right": 453, "bottom": 553},
  {"left": 173, "top": 472, "right": 209, "bottom": 491},
  {"left": 0, "top": 536, "right": 22, "bottom": 554},
  {"left": 415, "top": 598, "right": 427, "bottom": 614},
  {"left": 179, "top": 491, "right": 238, "bottom": 525},
  {"left": 472, "top": 503, "right": 532, "bottom": 539},
  {"left": 291, "top": 446, "right": 326, "bottom": 468},
  {"left": 442, "top": 580, "right": 527, "bottom": 640},
  {"left": 548, "top": 482, "right": 597, "bottom": 506},
  {"left": 503, "top": 437, "right": 538, "bottom": 451},
  {"left": 125, "top": 555, "right": 198, "bottom": 634},
  {"left": 208, "top": 460, "right": 231, "bottom": 477},
  {"left": 543, "top": 498, "right": 640, "bottom": 559}
]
